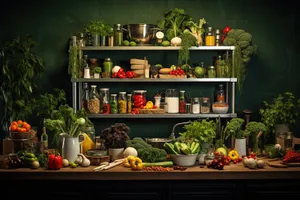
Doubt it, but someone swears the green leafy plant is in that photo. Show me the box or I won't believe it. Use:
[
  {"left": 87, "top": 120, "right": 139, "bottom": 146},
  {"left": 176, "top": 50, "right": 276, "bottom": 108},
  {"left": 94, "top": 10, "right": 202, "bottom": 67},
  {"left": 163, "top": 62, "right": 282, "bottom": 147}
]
[
  {"left": 224, "top": 118, "right": 247, "bottom": 139},
  {"left": 223, "top": 29, "right": 257, "bottom": 92},
  {"left": 0, "top": 35, "right": 44, "bottom": 132},
  {"left": 244, "top": 122, "right": 266, "bottom": 153},
  {"left": 184, "top": 18, "right": 207, "bottom": 46},
  {"left": 84, "top": 20, "right": 113, "bottom": 36},
  {"left": 259, "top": 92, "right": 300, "bottom": 137},
  {"left": 178, "top": 32, "right": 198, "bottom": 65},
  {"left": 92, "top": 66, "right": 102, "bottom": 74},
  {"left": 68, "top": 36, "right": 82, "bottom": 79},
  {"left": 158, "top": 8, "right": 192, "bottom": 40}
]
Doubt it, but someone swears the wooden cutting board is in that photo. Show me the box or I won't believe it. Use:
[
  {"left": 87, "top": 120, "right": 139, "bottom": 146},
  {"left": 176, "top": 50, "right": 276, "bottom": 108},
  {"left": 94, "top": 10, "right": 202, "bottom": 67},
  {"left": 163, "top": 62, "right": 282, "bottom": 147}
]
[
  {"left": 138, "top": 108, "right": 164, "bottom": 114},
  {"left": 267, "top": 160, "right": 300, "bottom": 168}
]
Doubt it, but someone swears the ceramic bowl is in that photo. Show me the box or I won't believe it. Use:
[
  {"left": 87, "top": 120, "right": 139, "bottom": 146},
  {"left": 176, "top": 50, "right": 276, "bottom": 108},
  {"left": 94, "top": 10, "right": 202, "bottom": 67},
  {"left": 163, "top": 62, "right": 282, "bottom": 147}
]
[
  {"left": 171, "top": 154, "right": 197, "bottom": 167},
  {"left": 212, "top": 102, "right": 229, "bottom": 114}
]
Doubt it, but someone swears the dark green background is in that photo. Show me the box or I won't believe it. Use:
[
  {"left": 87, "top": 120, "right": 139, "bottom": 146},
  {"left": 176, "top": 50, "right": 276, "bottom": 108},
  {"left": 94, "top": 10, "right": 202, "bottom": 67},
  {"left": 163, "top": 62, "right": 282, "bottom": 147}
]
[{"left": 0, "top": 0, "right": 299, "bottom": 147}]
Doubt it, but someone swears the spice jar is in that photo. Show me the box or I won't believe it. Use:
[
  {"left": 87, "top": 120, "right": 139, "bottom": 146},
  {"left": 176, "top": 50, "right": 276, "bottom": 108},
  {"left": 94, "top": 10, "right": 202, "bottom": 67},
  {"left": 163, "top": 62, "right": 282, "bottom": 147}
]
[
  {"left": 88, "top": 85, "right": 100, "bottom": 114},
  {"left": 110, "top": 94, "right": 118, "bottom": 114},
  {"left": 103, "top": 58, "right": 113, "bottom": 78},
  {"left": 99, "top": 88, "right": 110, "bottom": 114},
  {"left": 192, "top": 97, "right": 200, "bottom": 114},
  {"left": 127, "top": 93, "right": 132, "bottom": 113},
  {"left": 114, "top": 24, "right": 123, "bottom": 46},
  {"left": 132, "top": 90, "right": 147, "bottom": 109},
  {"left": 118, "top": 92, "right": 127, "bottom": 114},
  {"left": 205, "top": 27, "right": 215, "bottom": 46},
  {"left": 200, "top": 97, "right": 211, "bottom": 114},
  {"left": 207, "top": 66, "right": 216, "bottom": 78},
  {"left": 285, "top": 132, "right": 294, "bottom": 151}
]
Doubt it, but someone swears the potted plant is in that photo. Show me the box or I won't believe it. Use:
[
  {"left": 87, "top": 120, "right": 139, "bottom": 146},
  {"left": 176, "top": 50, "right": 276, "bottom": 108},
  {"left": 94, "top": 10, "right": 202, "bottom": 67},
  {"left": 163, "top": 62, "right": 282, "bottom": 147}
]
[
  {"left": 100, "top": 123, "right": 130, "bottom": 161},
  {"left": 84, "top": 20, "right": 103, "bottom": 46},
  {"left": 244, "top": 121, "right": 267, "bottom": 154},
  {"left": 259, "top": 92, "right": 300, "bottom": 140},
  {"left": 0, "top": 35, "right": 44, "bottom": 134},
  {"left": 92, "top": 67, "right": 102, "bottom": 78},
  {"left": 99, "top": 23, "right": 113, "bottom": 46},
  {"left": 179, "top": 119, "right": 216, "bottom": 154}
]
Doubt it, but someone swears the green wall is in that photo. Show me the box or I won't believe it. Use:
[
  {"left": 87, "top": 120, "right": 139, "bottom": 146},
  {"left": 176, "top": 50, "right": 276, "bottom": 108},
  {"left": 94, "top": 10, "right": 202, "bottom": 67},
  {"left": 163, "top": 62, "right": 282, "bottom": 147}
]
[{"left": 1, "top": 0, "right": 299, "bottom": 146}]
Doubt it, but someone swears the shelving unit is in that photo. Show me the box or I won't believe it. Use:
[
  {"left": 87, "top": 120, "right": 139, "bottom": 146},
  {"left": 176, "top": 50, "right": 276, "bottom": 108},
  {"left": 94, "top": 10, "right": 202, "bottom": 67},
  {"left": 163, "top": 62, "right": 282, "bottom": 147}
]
[{"left": 71, "top": 45, "right": 237, "bottom": 119}]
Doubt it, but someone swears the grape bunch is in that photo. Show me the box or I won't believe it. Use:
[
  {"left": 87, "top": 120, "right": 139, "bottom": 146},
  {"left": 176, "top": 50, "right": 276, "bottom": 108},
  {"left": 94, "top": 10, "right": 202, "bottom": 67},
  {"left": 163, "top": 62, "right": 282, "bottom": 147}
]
[{"left": 206, "top": 152, "right": 228, "bottom": 170}]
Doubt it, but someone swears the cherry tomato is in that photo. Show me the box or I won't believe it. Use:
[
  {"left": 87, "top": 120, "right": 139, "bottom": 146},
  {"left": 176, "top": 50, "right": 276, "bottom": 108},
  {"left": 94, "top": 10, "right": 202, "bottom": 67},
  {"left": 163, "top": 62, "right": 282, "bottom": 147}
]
[
  {"left": 17, "top": 120, "right": 23, "bottom": 125},
  {"left": 23, "top": 123, "right": 31, "bottom": 132},
  {"left": 11, "top": 121, "right": 18, "bottom": 126},
  {"left": 223, "top": 26, "right": 231, "bottom": 34}
]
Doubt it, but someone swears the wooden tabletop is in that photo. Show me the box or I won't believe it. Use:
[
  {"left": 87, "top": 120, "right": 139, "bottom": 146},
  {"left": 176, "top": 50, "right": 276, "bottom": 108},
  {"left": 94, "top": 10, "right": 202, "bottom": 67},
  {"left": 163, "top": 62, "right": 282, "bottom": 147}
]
[{"left": 1, "top": 162, "right": 300, "bottom": 181}]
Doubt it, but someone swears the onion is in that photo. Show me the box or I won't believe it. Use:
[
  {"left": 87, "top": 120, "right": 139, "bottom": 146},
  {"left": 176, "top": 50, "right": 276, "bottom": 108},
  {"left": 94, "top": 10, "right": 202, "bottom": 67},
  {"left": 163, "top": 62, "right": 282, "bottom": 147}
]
[
  {"left": 112, "top": 66, "right": 121, "bottom": 74},
  {"left": 246, "top": 158, "right": 257, "bottom": 169},
  {"left": 123, "top": 147, "right": 138, "bottom": 158},
  {"left": 256, "top": 159, "right": 265, "bottom": 168},
  {"left": 171, "top": 37, "right": 182, "bottom": 46}
]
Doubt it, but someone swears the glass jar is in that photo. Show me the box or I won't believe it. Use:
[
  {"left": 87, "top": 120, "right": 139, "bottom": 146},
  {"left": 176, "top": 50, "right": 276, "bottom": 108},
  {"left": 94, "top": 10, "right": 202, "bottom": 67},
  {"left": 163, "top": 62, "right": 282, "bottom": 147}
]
[
  {"left": 103, "top": 58, "right": 113, "bottom": 78},
  {"left": 205, "top": 27, "right": 215, "bottom": 46},
  {"left": 114, "top": 24, "right": 123, "bottom": 46},
  {"left": 215, "top": 84, "right": 225, "bottom": 103},
  {"left": 276, "top": 132, "right": 285, "bottom": 150},
  {"left": 179, "top": 90, "right": 186, "bottom": 113},
  {"left": 127, "top": 93, "right": 132, "bottom": 113},
  {"left": 165, "top": 89, "right": 179, "bottom": 113},
  {"left": 88, "top": 85, "right": 100, "bottom": 114},
  {"left": 192, "top": 97, "right": 200, "bottom": 114},
  {"left": 110, "top": 94, "right": 118, "bottom": 114},
  {"left": 207, "top": 66, "right": 216, "bottom": 78},
  {"left": 216, "top": 55, "right": 226, "bottom": 78},
  {"left": 81, "top": 83, "right": 89, "bottom": 110},
  {"left": 99, "top": 88, "right": 110, "bottom": 113},
  {"left": 215, "top": 29, "right": 221, "bottom": 46},
  {"left": 118, "top": 92, "right": 127, "bottom": 114},
  {"left": 285, "top": 132, "right": 294, "bottom": 151},
  {"left": 132, "top": 90, "right": 147, "bottom": 108},
  {"left": 201, "top": 97, "right": 211, "bottom": 114}
]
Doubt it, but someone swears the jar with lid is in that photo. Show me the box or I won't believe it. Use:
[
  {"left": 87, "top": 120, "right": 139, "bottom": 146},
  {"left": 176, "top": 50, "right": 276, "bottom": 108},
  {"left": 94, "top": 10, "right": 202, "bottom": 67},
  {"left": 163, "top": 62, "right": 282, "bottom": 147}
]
[
  {"left": 200, "top": 97, "right": 211, "bottom": 114},
  {"left": 215, "top": 84, "right": 225, "bottom": 103},
  {"left": 118, "top": 92, "right": 127, "bottom": 114},
  {"left": 285, "top": 132, "right": 294, "bottom": 151},
  {"left": 103, "top": 58, "right": 113, "bottom": 78},
  {"left": 215, "top": 29, "right": 221, "bottom": 46},
  {"left": 192, "top": 97, "right": 200, "bottom": 114},
  {"left": 110, "top": 94, "right": 118, "bottom": 114},
  {"left": 99, "top": 88, "right": 110, "bottom": 114},
  {"left": 179, "top": 90, "right": 186, "bottom": 113},
  {"left": 165, "top": 89, "right": 179, "bottom": 113},
  {"left": 276, "top": 132, "right": 285, "bottom": 150},
  {"left": 114, "top": 24, "right": 123, "bottom": 46},
  {"left": 81, "top": 83, "right": 89, "bottom": 110},
  {"left": 223, "top": 50, "right": 232, "bottom": 77},
  {"left": 216, "top": 55, "right": 226, "bottom": 78},
  {"left": 207, "top": 66, "right": 216, "bottom": 78},
  {"left": 88, "top": 85, "right": 100, "bottom": 114},
  {"left": 127, "top": 93, "right": 132, "bottom": 113},
  {"left": 132, "top": 90, "right": 147, "bottom": 109},
  {"left": 205, "top": 27, "right": 215, "bottom": 46}
]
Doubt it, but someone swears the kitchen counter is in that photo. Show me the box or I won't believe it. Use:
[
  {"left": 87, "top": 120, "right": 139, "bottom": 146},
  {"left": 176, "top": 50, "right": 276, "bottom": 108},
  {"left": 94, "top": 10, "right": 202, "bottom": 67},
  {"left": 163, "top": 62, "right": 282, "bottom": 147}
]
[{"left": 1, "top": 162, "right": 300, "bottom": 181}]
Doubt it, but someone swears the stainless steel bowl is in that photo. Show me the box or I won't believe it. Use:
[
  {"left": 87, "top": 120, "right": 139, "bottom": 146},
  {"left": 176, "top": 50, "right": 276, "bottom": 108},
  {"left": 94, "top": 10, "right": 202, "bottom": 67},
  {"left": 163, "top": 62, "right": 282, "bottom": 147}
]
[
  {"left": 123, "top": 24, "right": 159, "bottom": 45},
  {"left": 146, "top": 138, "right": 171, "bottom": 149}
]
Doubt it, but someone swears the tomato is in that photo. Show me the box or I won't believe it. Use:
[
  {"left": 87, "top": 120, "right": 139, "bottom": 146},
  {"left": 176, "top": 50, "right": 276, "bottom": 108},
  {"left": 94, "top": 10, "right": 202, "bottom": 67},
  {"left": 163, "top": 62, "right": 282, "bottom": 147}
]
[
  {"left": 10, "top": 124, "right": 17, "bottom": 131},
  {"left": 17, "top": 120, "right": 23, "bottom": 124},
  {"left": 16, "top": 127, "right": 22, "bottom": 132},
  {"left": 23, "top": 123, "right": 31, "bottom": 132},
  {"left": 20, "top": 128, "right": 27, "bottom": 132},
  {"left": 11, "top": 121, "right": 18, "bottom": 126},
  {"left": 223, "top": 26, "right": 231, "bottom": 34}
]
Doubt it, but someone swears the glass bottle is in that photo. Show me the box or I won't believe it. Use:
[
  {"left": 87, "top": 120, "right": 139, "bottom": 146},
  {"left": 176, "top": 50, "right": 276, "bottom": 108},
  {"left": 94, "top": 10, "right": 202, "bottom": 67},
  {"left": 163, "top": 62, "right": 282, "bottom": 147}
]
[
  {"left": 81, "top": 83, "right": 89, "bottom": 110},
  {"left": 99, "top": 88, "right": 110, "bottom": 114},
  {"left": 118, "top": 92, "right": 127, "bottom": 114},
  {"left": 179, "top": 90, "right": 186, "bottom": 113},
  {"left": 215, "top": 84, "right": 225, "bottom": 103},
  {"left": 78, "top": 33, "right": 86, "bottom": 47},
  {"left": 215, "top": 29, "right": 221, "bottom": 46},
  {"left": 207, "top": 66, "right": 216, "bottom": 78},
  {"left": 285, "top": 132, "right": 294, "bottom": 151},
  {"left": 41, "top": 127, "right": 48, "bottom": 152},
  {"left": 200, "top": 97, "right": 211, "bottom": 114},
  {"left": 216, "top": 55, "right": 226, "bottom": 78},
  {"left": 103, "top": 58, "right": 113, "bottom": 78},
  {"left": 114, "top": 24, "right": 123, "bottom": 46},
  {"left": 132, "top": 90, "right": 147, "bottom": 108},
  {"left": 205, "top": 27, "right": 215, "bottom": 46},
  {"left": 83, "top": 64, "right": 90, "bottom": 79},
  {"left": 223, "top": 50, "right": 232, "bottom": 77},
  {"left": 192, "top": 97, "right": 200, "bottom": 114},
  {"left": 88, "top": 85, "right": 100, "bottom": 114},
  {"left": 110, "top": 94, "right": 118, "bottom": 114},
  {"left": 127, "top": 93, "right": 132, "bottom": 113}
]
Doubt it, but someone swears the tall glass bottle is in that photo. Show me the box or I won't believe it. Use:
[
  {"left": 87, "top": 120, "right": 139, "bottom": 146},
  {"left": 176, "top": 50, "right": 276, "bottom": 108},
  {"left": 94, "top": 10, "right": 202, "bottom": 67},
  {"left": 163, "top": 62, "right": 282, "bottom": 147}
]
[
  {"left": 41, "top": 127, "right": 48, "bottom": 152},
  {"left": 110, "top": 94, "right": 118, "bottom": 114},
  {"left": 179, "top": 90, "right": 186, "bottom": 113},
  {"left": 81, "top": 83, "right": 89, "bottom": 110},
  {"left": 114, "top": 24, "right": 123, "bottom": 46},
  {"left": 205, "top": 27, "right": 215, "bottom": 46}
]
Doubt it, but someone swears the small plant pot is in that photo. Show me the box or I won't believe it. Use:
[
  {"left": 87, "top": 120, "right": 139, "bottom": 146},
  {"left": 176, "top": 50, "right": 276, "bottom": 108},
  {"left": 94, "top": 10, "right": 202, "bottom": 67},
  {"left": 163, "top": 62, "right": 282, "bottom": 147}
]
[{"left": 94, "top": 73, "right": 100, "bottom": 79}]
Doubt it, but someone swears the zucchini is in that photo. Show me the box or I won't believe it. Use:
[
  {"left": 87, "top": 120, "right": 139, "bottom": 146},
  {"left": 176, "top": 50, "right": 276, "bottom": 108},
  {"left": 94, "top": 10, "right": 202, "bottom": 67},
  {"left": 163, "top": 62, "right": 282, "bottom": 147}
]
[
  {"left": 142, "top": 161, "right": 174, "bottom": 167},
  {"left": 174, "top": 142, "right": 181, "bottom": 154},
  {"left": 190, "top": 141, "right": 196, "bottom": 150},
  {"left": 163, "top": 143, "right": 178, "bottom": 155},
  {"left": 191, "top": 142, "right": 200, "bottom": 154}
]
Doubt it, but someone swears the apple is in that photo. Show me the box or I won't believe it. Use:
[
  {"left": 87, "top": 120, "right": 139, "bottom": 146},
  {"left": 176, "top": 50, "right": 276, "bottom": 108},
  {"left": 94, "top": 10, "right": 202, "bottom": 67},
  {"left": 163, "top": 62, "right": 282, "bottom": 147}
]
[{"left": 215, "top": 147, "right": 227, "bottom": 156}]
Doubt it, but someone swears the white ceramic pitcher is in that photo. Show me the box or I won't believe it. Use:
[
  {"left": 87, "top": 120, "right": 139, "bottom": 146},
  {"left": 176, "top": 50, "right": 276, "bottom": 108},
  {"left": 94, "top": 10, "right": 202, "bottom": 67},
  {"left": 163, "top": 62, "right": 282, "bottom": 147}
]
[{"left": 61, "top": 133, "right": 84, "bottom": 163}]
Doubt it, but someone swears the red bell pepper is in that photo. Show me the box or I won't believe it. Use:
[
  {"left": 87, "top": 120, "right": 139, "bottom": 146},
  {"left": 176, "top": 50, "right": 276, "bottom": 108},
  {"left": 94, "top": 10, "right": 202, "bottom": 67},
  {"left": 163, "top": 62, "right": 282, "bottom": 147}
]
[
  {"left": 47, "top": 153, "right": 63, "bottom": 170},
  {"left": 126, "top": 71, "right": 136, "bottom": 78},
  {"left": 112, "top": 72, "right": 118, "bottom": 78},
  {"left": 117, "top": 68, "right": 127, "bottom": 78}
]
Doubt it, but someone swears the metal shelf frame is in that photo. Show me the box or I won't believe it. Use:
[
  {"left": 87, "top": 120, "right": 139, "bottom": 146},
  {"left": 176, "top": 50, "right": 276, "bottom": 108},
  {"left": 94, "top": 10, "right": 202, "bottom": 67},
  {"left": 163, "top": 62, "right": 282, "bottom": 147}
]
[{"left": 81, "top": 46, "right": 235, "bottom": 51}]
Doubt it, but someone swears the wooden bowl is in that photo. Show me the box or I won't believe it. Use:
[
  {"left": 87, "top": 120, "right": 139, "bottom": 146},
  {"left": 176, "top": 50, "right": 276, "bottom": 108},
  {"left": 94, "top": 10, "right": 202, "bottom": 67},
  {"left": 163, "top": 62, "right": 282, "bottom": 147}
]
[{"left": 9, "top": 131, "right": 31, "bottom": 140}]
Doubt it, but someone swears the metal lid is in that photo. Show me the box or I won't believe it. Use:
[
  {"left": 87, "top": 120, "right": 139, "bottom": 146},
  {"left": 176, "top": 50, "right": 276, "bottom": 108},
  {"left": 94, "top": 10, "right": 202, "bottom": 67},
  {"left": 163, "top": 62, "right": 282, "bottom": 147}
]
[
  {"left": 111, "top": 94, "right": 117, "bottom": 96},
  {"left": 119, "top": 91, "right": 126, "bottom": 94},
  {"left": 208, "top": 66, "right": 215, "bottom": 70},
  {"left": 202, "top": 97, "right": 210, "bottom": 102},
  {"left": 104, "top": 58, "right": 112, "bottom": 61},
  {"left": 127, "top": 93, "right": 132, "bottom": 96},
  {"left": 100, "top": 88, "right": 109, "bottom": 91},
  {"left": 91, "top": 85, "right": 97, "bottom": 87},
  {"left": 133, "top": 90, "right": 147, "bottom": 93}
]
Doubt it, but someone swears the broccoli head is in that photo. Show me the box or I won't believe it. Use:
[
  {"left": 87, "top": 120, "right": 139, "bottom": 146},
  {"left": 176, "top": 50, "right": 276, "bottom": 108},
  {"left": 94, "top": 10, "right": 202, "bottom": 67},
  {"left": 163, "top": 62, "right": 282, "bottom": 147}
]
[
  {"left": 226, "top": 29, "right": 245, "bottom": 38},
  {"left": 238, "top": 32, "right": 252, "bottom": 42},
  {"left": 223, "top": 37, "right": 237, "bottom": 46},
  {"left": 238, "top": 41, "right": 250, "bottom": 49}
]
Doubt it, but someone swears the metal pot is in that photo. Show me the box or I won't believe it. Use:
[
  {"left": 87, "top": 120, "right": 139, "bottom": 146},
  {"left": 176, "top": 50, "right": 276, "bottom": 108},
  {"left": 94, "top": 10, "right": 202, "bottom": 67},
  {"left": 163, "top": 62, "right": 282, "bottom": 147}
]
[
  {"left": 123, "top": 24, "right": 159, "bottom": 45},
  {"left": 146, "top": 138, "right": 171, "bottom": 149}
]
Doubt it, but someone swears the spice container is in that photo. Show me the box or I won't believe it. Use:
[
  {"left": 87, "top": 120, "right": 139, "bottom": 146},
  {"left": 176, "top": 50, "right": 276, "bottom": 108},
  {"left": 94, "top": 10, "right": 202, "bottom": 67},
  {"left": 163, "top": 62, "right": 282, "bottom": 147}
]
[
  {"left": 207, "top": 66, "right": 216, "bottom": 78},
  {"left": 110, "top": 94, "right": 118, "bottom": 114},
  {"left": 88, "top": 85, "right": 100, "bottom": 114},
  {"left": 127, "top": 93, "right": 132, "bottom": 113},
  {"left": 118, "top": 92, "right": 127, "bottom": 114},
  {"left": 215, "top": 29, "right": 221, "bottom": 46},
  {"left": 179, "top": 90, "right": 186, "bottom": 113},
  {"left": 83, "top": 64, "right": 90, "bottom": 79},
  {"left": 200, "top": 97, "right": 211, "bottom": 114},
  {"left": 192, "top": 97, "right": 200, "bottom": 114},
  {"left": 132, "top": 90, "right": 147, "bottom": 108},
  {"left": 205, "top": 27, "right": 215, "bottom": 46},
  {"left": 114, "top": 24, "right": 123, "bottom": 46},
  {"left": 99, "top": 88, "right": 110, "bottom": 113},
  {"left": 185, "top": 103, "right": 191, "bottom": 114}
]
